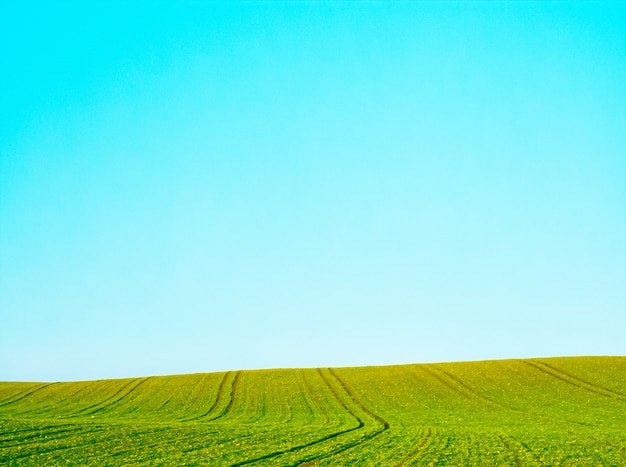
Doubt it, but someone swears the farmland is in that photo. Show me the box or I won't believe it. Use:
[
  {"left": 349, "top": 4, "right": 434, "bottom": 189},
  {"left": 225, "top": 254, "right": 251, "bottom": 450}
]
[{"left": 1, "top": 357, "right": 625, "bottom": 465}]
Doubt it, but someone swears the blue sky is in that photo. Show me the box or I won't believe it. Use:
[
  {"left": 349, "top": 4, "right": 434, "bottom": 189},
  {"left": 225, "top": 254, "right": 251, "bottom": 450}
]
[{"left": 1, "top": 1, "right": 624, "bottom": 382}]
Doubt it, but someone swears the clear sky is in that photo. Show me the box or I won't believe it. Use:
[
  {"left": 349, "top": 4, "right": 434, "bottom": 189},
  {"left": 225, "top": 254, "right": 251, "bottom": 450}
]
[{"left": 1, "top": 1, "right": 625, "bottom": 382}]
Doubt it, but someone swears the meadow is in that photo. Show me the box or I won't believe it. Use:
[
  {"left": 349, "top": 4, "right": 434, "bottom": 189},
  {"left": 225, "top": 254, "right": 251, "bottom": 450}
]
[{"left": 1, "top": 357, "right": 625, "bottom": 465}]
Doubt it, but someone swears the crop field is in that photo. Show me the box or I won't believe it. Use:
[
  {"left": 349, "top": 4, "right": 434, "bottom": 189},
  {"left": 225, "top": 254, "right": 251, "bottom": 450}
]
[{"left": 1, "top": 357, "right": 625, "bottom": 466}]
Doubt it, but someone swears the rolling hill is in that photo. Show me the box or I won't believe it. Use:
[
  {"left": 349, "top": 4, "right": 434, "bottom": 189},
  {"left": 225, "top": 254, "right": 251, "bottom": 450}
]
[{"left": 1, "top": 357, "right": 625, "bottom": 465}]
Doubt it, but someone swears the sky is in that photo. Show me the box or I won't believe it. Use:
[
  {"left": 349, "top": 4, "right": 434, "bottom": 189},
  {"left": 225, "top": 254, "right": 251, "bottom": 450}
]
[{"left": 1, "top": 1, "right": 625, "bottom": 382}]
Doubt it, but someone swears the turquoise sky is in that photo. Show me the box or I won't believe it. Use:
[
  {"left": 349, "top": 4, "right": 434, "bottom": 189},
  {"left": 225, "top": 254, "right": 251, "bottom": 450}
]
[{"left": 1, "top": 1, "right": 625, "bottom": 382}]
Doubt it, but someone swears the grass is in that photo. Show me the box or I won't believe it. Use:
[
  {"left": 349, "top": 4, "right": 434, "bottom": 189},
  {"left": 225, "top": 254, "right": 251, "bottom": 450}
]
[{"left": 1, "top": 356, "right": 625, "bottom": 465}]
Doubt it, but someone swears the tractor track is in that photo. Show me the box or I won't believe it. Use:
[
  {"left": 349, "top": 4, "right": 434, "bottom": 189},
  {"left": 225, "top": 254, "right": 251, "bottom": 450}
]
[
  {"left": 0, "top": 384, "right": 52, "bottom": 409},
  {"left": 66, "top": 378, "right": 144, "bottom": 417},
  {"left": 230, "top": 368, "right": 362, "bottom": 466},
  {"left": 498, "top": 434, "right": 523, "bottom": 467},
  {"left": 328, "top": 368, "right": 390, "bottom": 431},
  {"left": 419, "top": 366, "right": 474, "bottom": 401},
  {"left": 289, "top": 369, "right": 391, "bottom": 466},
  {"left": 179, "top": 372, "right": 230, "bottom": 422},
  {"left": 422, "top": 365, "right": 511, "bottom": 409},
  {"left": 0, "top": 426, "right": 112, "bottom": 462},
  {"left": 13, "top": 384, "right": 91, "bottom": 416},
  {"left": 0, "top": 425, "right": 89, "bottom": 449},
  {"left": 78, "top": 377, "right": 151, "bottom": 416},
  {"left": 423, "top": 364, "right": 597, "bottom": 428},
  {"left": 500, "top": 434, "right": 544, "bottom": 466},
  {"left": 394, "top": 427, "right": 433, "bottom": 466},
  {"left": 0, "top": 423, "right": 81, "bottom": 439},
  {"left": 1, "top": 357, "right": 623, "bottom": 465},
  {"left": 182, "top": 371, "right": 240, "bottom": 422},
  {"left": 527, "top": 361, "right": 626, "bottom": 400},
  {"left": 231, "top": 368, "right": 390, "bottom": 466}
]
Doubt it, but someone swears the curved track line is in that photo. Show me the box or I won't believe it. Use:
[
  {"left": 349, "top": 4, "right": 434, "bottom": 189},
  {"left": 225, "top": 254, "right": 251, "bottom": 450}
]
[
  {"left": 423, "top": 365, "right": 512, "bottom": 410},
  {"left": 295, "top": 369, "right": 391, "bottom": 465},
  {"left": 432, "top": 367, "right": 501, "bottom": 405},
  {"left": 231, "top": 424, "right": 361, "bottom": 467},
  {"left": 87, "top": 377, "right": 152, "bottom": 415},
  {"left": 1, "top": 426, "right": 88, "bottom": 449},
  {"left": 327, "top": 368, "right": 390, "bottom": 431},
  {"left": 2, "top": 423, "right": 180, "bottom": 463},
  {"left": 501, "top": 434, "right": 544, "bottom": 466},
  {"left": 316, "top": 369, "right": 362, "bottom": 430},
  {"left": 533, "top": 361, "right": 626, "bottom": 399},
  {"left": 230, "top": 369, "right": 365, "bottom": 466},
  {"left": 394, "top": 427, "right": 433, "bottom": 466},
  {"left": 606, "top": 442, "right": 626, "bottom": 455},
  {"left": 14, "top": 384, "right": 92, "bottom": 416},
  {"left": 0, "top": 426, "right": 112, "bottom": 461},
  {"left": 524, "top": 361, "right": 624, "bottom": 401},
  {"left": 0, "top": 384, "right": 52, "bottom": 409},
  {"left": 67, "top": 379, "right": 138, "bottom": 416},
  {"left": 498, "top": 435, "right": 523, "bottom": 467},
  {"left": 285, "top": 398, "right": 294, "bottom": 424},
  {"left": 152, "top": 395, "right": 173, "bottom": 414},
  {"left": 231, "top": 367, "right": 393, "bottom": 467},
  {"left": 420, "top": 366, "right": 474, "bottom": 401},
  {"left": 0, "top": 423, "right": 80, "bottom": 442},
  {"left": 69, "top": 378, "right": 148, "bottom": 417},
  {"left": 221, "top": 371, "right": 240, "bottom": 418},
  {"left": 296, "top": 370, "right": 329, "bottom": 424},
  {"left": 427, "top": 365, "right": 597, "bottom": 428},
  {"left": 211, "top": 370, "right": 241, "bottom": 422},
  {"left": 0, "top": 431, "right": 154, "bottom": 464},
  {"left": 0, "top": 425, "right": 56, "bottom": 439},
  {"left": 184, "top": 371, "right": 241, "bottom": 423},
  {"left": 180, "top": 371, "right": 233, "bottom": 422},
  {"left": 0, "top": 384, "right": 43, "bottom": 405}
]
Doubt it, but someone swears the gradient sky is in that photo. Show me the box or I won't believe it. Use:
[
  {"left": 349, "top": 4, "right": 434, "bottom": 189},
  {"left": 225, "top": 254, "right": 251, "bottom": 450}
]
[{"left": 1, "top": 1, "right": 625, "bottom": 382}]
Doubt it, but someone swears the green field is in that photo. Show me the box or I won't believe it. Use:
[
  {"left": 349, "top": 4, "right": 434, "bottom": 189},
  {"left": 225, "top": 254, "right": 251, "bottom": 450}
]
[{"left": 1, "top": 357, "right": 625, "bottom": 466}]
